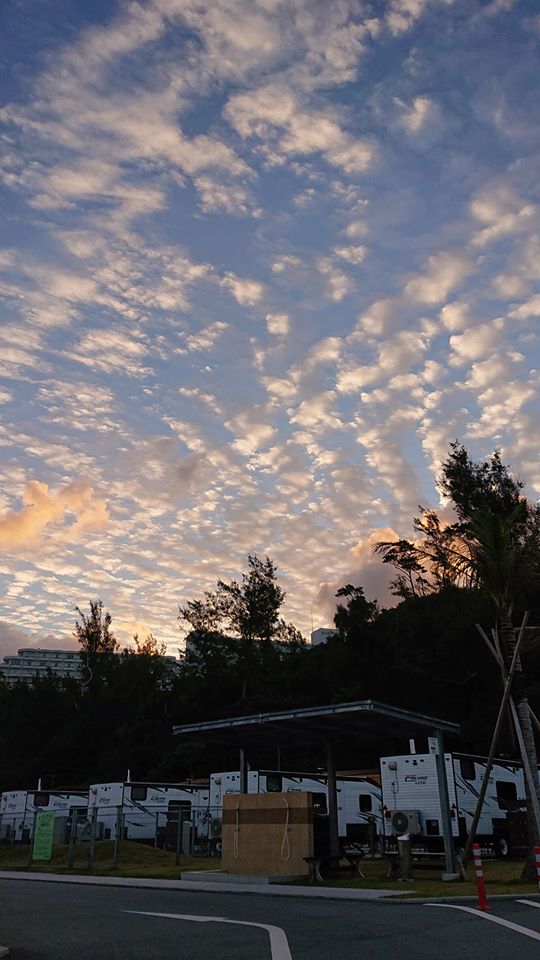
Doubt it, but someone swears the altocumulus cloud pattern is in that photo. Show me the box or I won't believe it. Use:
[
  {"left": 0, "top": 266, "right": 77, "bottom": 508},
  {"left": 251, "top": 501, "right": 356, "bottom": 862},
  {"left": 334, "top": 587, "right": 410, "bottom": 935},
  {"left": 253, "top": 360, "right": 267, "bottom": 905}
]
[{"left": 0, "top": 0, "right": 539, "bottom": 652}]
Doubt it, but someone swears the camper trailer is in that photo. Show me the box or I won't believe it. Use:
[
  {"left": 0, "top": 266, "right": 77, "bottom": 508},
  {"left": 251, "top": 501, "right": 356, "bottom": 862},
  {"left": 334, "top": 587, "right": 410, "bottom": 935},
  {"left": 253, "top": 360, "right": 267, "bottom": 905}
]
[
  {"left": 87, "top": 781, "right": 211, "bottom": 847},
  {"left": 0, "top": 789, "right": 88, "bottom": 843},
  {"left": 380, "top": 752, "right": 526, "bottom": 855},
  {"left": 209, "top": 769, "right": 382, "bottom": 843}
]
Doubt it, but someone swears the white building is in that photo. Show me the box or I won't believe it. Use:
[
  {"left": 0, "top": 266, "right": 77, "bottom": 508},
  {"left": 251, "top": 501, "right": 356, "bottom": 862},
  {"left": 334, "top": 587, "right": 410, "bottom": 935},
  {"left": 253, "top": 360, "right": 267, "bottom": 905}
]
[
  {"left": 0, "top": 648, "right": 82, "bottom": 684},
  {"left": 310, "top": 628, "right": 338, "bottom": 646},
  {"left": 0, "top": 647, "right": 181, "bottom": 685}
]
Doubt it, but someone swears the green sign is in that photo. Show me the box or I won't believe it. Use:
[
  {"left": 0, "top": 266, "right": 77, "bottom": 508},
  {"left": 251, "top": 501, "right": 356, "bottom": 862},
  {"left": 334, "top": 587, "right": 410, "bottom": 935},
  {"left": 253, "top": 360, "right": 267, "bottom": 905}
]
[{"left": 32, "top": 811, "right": 55, "bottom": 861}]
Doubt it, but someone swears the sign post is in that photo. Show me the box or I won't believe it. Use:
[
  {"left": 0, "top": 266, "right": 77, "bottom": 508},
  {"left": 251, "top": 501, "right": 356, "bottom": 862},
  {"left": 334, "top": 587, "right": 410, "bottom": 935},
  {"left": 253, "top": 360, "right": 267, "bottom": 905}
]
[{"left": 32, "top": 811, "right": 55, "bottom": 862}]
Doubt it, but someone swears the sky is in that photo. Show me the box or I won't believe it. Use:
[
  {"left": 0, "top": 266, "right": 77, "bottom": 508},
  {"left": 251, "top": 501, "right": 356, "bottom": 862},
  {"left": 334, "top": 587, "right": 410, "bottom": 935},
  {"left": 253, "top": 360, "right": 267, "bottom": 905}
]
[{"left": 1, "top": 0, "right": 540, "bottom": 658}]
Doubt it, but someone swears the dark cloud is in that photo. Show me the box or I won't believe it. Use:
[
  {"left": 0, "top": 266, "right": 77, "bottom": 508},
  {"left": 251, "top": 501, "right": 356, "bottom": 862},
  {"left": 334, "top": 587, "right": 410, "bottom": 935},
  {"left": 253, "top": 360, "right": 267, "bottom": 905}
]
[{"left": 0, "top": 621, "right": 75, "bottom": 659}]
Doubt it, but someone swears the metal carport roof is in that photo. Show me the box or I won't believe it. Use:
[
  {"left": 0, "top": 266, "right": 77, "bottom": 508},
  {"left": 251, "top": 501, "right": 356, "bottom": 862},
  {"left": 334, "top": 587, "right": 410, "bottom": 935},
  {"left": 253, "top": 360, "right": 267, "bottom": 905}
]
[
  {"left": 173, "top": 699, "right": 460, "bottom": 875},
  {"left": 172, "top": 698, "right": 461, "bottom": 746}
]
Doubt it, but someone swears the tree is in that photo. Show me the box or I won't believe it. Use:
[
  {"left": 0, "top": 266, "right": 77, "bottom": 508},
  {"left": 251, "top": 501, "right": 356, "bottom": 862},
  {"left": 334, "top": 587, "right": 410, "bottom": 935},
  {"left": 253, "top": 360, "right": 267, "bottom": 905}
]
[
  {"left": 130, "top": 633, "right": 167, "bottom": 657},
  {"left": 178, "top": 555, "right": 299, "bottom": 702},
  {"left": 454, "top": 505, "right": 540, "bottom": 872},
  {"left": 74, "top": 599, "right": 118, "bottom": 682},
  {"left": 375, "top": 442, "right": 540, "bottom": 870},
  {"left": 179, "top": 555, "right": 289, "bottom": 648},
  {"left": 334, "top": 585, "right": 379, "bottom": 641},
  {"left": 216, "top": 555, "right": 285, "bottom": 646}
]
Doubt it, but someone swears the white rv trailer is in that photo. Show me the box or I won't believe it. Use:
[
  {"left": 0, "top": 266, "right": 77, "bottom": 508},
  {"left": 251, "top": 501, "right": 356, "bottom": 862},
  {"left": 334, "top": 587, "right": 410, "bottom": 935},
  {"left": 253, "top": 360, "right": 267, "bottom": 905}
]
[
  {"left": 87, "top": 781, "right": 211, "bottom": 845},
  {"left": 209, "top": 769, "right": 382, "bottom": 842},
  {"left": 0, "top": 789, "right": 88, "bottom": 842},
  {"left": 380, "top": 752, "right": 526, "bottom": 855}
]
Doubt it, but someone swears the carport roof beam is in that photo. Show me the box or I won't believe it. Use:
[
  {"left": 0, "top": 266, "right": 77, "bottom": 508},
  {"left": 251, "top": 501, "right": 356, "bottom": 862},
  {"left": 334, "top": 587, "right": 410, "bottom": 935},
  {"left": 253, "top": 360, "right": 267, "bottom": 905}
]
[{"left": 172, "top": 698, "right": 460, "bottom": 747}]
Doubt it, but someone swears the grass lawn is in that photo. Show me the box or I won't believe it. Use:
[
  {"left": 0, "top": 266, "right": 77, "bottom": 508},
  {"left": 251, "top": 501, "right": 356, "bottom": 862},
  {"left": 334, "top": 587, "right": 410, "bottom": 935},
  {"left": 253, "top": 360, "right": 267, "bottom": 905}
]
[
  {"left": 0, "top": 840, "right": 218, "bottom": 879},
  {"left": 318, "top": 856, "right": 540, "bottom": 898},
  {"left": 0, "top": 842, "right": 539, "bottom": 899}
]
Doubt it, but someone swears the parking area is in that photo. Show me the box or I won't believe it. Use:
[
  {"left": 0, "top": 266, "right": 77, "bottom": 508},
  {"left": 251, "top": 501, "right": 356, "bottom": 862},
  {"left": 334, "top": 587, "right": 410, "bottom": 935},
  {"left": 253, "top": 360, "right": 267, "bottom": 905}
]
[{"left": 2, "top": 879, "right": 540, "bottom": 959}]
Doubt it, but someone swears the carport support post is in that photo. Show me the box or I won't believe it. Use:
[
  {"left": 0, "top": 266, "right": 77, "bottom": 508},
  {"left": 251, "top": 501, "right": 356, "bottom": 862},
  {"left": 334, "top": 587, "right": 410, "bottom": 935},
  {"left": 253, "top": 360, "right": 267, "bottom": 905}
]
[
  {"left": 433, "top": 728, "right": 456, "bottom": 878},
  {"left": 239, "top": 748, "right": 248, "bottom": 794},
  {"left": 326, "top": 740, "right": 341, "bottom": 865}
]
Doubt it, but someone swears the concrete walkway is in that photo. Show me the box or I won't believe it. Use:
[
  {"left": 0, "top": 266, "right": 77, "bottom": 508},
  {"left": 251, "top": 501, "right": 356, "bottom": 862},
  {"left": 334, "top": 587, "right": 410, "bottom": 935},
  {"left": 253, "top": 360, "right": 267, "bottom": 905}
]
[
  {"left": 1, "top": 871, "right": 538, "bottom": 906},
  {"left": 0, "top": 870, "right": 400, "bottom": 901}
]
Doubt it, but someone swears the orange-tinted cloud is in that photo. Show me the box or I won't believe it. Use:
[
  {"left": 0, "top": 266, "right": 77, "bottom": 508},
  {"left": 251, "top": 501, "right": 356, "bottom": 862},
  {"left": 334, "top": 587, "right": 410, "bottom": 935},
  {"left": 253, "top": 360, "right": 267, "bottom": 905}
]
[
  {"left": 0, "top": 480, "right": 109, "bottom": 550},
  {"left": 315, "top": 527, "right": 400, "bottom": 623}
]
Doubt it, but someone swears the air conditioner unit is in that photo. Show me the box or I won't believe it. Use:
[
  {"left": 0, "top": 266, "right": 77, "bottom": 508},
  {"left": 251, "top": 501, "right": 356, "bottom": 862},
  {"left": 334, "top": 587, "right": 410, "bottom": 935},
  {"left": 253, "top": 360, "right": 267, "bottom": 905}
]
[{"left": 390, "top": 810, "right": 421, "bottom": 835}]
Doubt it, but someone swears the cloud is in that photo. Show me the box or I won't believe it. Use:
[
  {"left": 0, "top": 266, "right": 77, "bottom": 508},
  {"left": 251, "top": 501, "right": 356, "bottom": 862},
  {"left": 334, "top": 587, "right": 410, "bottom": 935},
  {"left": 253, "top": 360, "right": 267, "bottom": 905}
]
[
  {"left": 509, "top": 295, "right": 540, "bottom": 320},
  {"left": 223, "top": 272, "right": 264, "bottom": 306},
  {"left": 0, "top": 621, "right": 73, "bottom": 659},
  {"left": 315, "top": 528, "right": 399, "bottom": 623},
  {"left": 334, "top": 245, "right": 366, "bottom": 265},
  {"left": 385, "top": 0, "right": 452, "bottom": 34},
  {"left": 193, "top": 176, "right": 255, "bottom": 215},
  {"left": 225, "top": 407, "right": 276, "bottom": 454},
  {"left": 470, "top": 185, "right": 537, "bottom": 248},
  {"left": 0, "top": 481, "right": 109, "bottom": 551},
  {"left": 449, "top": 318, "right": 505, "bottom": 363},
  {"left": 404, "top": 251, "right": 472, "bottom": 305},
  {"left": 67, "top": 328, "right": 151, "bottom": 377},
  {"left": 396, "top": 95, "right": 446, "bottom": 138},
  {"left": 225, "top": 84, "right": 374, "bottom": 174},
  {"left": 288, "top": 391, "right": 343, "bottom": 430},
  {"left": 266, "top": 313, "right": 290, "bottom": 336}
]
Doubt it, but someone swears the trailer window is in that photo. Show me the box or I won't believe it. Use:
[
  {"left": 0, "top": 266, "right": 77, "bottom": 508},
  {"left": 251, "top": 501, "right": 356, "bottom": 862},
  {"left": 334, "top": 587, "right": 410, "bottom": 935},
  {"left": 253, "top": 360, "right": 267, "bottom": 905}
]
[
  {"left": 34, "top": 793, "right": 50, "bottom": 807},
  {"left": 266, "top": 775, "right": 282, "bottom": 793},
  {"left": 496, "top": 781, "right": 517, "bottom": 808},
  {"left": 359, "top": 795, "right": 372, "bottom": 813},
  {"left": 459, "top": 758, "right": 476, "bottom": 780},
  {"left": 130, "top": 786, "right": 147, "bottom": 802},
  {"left": 167, "top": 800, "right": 192, "bottom": 822},
  {"left": 312, "top": 793, "right": 327, "bottom": 815}
]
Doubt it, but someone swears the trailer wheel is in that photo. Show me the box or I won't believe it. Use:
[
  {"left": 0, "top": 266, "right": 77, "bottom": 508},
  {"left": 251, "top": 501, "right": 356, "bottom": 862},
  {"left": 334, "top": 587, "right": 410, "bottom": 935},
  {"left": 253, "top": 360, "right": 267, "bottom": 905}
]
[{"left": 494, "top": 835, "right": 509, "bottom": 858}]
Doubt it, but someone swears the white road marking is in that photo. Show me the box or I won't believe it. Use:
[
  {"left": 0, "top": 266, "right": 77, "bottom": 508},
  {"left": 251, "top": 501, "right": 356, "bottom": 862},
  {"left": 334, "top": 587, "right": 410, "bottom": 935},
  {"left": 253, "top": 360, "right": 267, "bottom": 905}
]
[
  {"left": 125, "top": 910, "right": 293, "bottom": 960},
  {"left": 517, "top": 900, "right": 540, "bottom": 909},
  {"left": 425, "top": 903, "right": 540, "bottom": 941}
]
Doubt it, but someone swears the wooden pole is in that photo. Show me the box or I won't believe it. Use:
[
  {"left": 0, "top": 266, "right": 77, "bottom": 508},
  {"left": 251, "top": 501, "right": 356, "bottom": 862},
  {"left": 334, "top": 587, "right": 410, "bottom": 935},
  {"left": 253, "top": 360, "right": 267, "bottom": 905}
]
[
  {"left": 509, "top": 697, "right": 540, "bottom": 839},
  {"left": 463, "top": 614, "right": 527, "bottom": 866}
]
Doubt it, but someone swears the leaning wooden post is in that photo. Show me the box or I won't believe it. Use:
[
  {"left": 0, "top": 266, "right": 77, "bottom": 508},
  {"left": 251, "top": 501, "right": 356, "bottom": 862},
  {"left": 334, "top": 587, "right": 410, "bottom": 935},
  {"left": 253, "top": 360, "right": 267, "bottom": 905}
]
[
  {"left": 463, "top": 616, "right": 527, "bottom": 866},
  {"left": 508, "top": 698, "right": 540, "bottom": 841}
]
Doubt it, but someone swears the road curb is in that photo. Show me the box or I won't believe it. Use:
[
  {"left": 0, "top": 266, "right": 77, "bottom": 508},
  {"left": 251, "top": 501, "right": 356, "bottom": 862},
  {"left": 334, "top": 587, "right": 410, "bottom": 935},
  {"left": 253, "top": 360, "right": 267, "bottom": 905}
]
[
  {"left": 0, "top": 871, "right": 539, "bottom": 905},
  {"left": 0, "top": 871, "right": 402, "bottom": 901}
]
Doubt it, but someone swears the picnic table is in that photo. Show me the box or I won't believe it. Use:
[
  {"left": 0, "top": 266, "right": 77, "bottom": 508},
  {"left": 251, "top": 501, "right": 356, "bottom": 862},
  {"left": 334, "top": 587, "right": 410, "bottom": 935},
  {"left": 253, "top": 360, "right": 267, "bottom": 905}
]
[{"left": 304, "top": 842, "right": 366, "bottom": 882}]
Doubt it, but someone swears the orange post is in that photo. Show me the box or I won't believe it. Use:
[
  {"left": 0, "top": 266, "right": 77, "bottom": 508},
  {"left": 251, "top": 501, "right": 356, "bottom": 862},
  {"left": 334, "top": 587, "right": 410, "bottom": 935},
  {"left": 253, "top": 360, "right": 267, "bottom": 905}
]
[
  {"left": 535, "top": 847, "right": 540, "bottom": 893},
  {"left": 472, "top": 843, "right": 490, "bottom": 912}
]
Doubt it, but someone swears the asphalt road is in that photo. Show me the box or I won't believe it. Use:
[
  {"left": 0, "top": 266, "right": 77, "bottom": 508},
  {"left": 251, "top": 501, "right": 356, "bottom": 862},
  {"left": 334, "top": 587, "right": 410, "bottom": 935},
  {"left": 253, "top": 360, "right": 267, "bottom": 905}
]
[{"left": 1, "top": 880, "right": 540, "bottom": 959}]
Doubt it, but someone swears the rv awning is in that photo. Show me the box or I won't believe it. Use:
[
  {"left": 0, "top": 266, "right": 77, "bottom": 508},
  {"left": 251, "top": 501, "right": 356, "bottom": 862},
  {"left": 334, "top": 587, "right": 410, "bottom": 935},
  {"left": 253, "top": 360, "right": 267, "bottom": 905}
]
[{"left": 173, "top": 699, "right": 460, "bottom": 747}]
